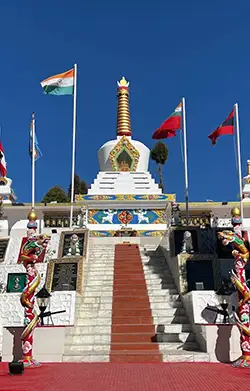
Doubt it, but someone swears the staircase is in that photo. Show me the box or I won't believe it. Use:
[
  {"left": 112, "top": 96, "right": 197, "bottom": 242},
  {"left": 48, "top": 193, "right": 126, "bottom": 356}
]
[
  {"left": 63, "top": 244, "right": 115, "bottom": 362},
  {"left": 140, "top": 244, "right": 209, "bottom": 362},
  {"left": 110, "top": 244, "right": 162, "bottom": 362},
  {"left": 63, "top": 242, "right": 209, "bottom": 362}
]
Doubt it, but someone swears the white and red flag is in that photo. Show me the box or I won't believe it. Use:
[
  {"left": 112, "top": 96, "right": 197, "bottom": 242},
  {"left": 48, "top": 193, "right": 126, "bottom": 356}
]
[{"left": 0, "top": 141, "right": 7, "bottom": 177}]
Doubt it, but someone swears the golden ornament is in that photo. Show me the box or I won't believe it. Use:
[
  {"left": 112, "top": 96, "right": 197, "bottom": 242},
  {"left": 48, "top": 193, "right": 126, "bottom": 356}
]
[
  {"left": 231, "top": 207, "right": 241, "bottom": 217},
  {"left": 27, "top": 210, "right": 37, "bottom": 221}
]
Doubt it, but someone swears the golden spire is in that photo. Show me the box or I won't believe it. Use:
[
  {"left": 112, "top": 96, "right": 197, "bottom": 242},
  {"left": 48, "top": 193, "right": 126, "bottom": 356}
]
[
  {"left": 247, "top": 160, "right": 250, "bottom": 176},
  {"left": 116, "top": 76, "right": 132, "bottom": 137}
]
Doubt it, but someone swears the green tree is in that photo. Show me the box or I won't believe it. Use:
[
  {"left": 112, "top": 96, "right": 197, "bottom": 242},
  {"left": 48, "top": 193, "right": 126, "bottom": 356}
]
[
  {"left": 68, "top": 173, "right": 88, "bottom": 199},
  {"left": 150, "top": 141, "right": 168, "bottom": 192},
  {"left": 42, "top": 186, "right": 69, "bottom": 203}
]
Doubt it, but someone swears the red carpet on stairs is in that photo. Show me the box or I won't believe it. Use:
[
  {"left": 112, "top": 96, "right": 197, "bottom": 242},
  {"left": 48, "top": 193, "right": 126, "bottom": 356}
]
[{"left": 110, "top": 244, "right": 162, "bottom": 362}]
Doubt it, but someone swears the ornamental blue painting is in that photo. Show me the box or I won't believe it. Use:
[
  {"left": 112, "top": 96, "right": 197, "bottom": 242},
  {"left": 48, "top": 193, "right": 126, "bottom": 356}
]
[
  {"left": 88, "top": 209, "right": 165, "bottom": 224},
  {"left": 90, "top": 231, "right": 164, "bottom": 237},
  {"left": 76, "top": 194, "right": 175, "bottom": 202}
]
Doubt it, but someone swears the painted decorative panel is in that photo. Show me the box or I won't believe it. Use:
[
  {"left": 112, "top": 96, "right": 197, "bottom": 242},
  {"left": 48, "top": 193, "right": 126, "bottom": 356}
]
[
  {"left": 17, "top": 233, "right": 51, "bottom": 264},
  {"left": 109, "top": 136, "right": 140, "bottom": 171},
  {"left": 75, "top": 194, "right": 176, "bottom": 202},
  {"left": 90, "top": 230, "right": 164, "bottom": 237},
  {"left": 88, "top": 209, "right": 166, "bottom": 224}
]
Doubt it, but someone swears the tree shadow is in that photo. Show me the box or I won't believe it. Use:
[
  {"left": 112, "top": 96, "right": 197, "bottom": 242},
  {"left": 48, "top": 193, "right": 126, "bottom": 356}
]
[{"left": 215, "top": 325, "right": 232, "bottom": 363}]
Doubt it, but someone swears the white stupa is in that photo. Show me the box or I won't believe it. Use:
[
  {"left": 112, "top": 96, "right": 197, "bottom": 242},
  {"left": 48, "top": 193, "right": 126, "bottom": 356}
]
[{"left": 88, "top": 77, "right": 162, "bottom": 195}]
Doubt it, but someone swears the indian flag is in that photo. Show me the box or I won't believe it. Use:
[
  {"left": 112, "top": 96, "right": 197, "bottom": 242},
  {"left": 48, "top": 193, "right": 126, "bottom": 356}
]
[
  {"left": 41, "top": 68, "right": 74, "bottom": 95},
  {"left": 152, "top": 102, "right": 183, "bottom": 139}
]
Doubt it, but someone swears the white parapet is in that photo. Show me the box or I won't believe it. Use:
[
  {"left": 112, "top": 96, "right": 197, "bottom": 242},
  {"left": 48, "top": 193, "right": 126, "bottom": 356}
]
[
  {"left": 182, "top": 290, "right": 241, "bottom": 363},
  {"left": 0, "top": 291, "right": 76, "bottom": 356}
]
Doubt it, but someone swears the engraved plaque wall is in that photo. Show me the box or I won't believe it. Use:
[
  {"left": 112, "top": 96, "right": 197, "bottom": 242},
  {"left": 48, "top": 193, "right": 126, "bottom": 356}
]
[{"left": 51, "top": 262, "right": 78, "bottom": 291}]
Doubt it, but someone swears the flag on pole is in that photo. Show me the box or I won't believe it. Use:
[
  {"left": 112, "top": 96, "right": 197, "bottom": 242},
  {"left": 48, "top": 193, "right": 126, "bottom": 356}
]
[
  {"left": 208, "top": 109, "right": 234, "bottom": 145},
  {"left": 152, "top": 102, "right": 182, "bottom": 139},
  {"left": 29, "top": 115, "right": 42, "bottom": 161},
  {"left": 41, "top": 68, "right": 74, "bottom": 96},
  {"left": 0, "top": 141, "right": 7, "bottom": 177}
]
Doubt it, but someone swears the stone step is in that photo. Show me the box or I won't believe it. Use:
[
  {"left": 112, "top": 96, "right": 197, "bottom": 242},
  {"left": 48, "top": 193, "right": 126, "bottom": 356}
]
[
  {"left": 147, "top": 289, "right": 179, "bottom": 295},
  {"left": 65, "top": 332, "right": 190, "bottom": 345},
  {"left": 144, "top": 270, "right": 173, "bottom": 277},
  {"left": 75, "top": 315, "right": 190, "bottom": 326},
  {"left": 79, "top": 292, "right": 179, "bottom": 301},
  {"left": 163, "top": 352, "right": 210, "bottom": 362},
  {"left": 78, "top": 296, "right": 181, "bottom": 309},
  {"left": 76, "top": 306, "right": 186, "bottom": 318},
  {"left": 84, "top": 265, "right": 115, "bottom": 270},
  {"left": 86, "top": 258, "right": 115, "bottom": 262},
  {"left": 75, "top": 314, "right": 189, "bottom": 326},
  {"left": 83, "top": 276, "right": 175, "bottom": 285},
  {"left": 62, "top": 351, "right": 209, "bottom": 363},
  {"left": 142, "top": 259, "right": 168, "bottom": 264},
  {"left": 86, "top": 261, "right": 115, "bottom": 264},
  {"left": 63, "top": 354, "right": 110, "bottom": 362},
  {"left": 83, "top": 282, "right": 176, "bottom": 289},
  {"left": 153, "top": 315, "right": 189, "bottom": 323},
  {"left": 68, "top": 335, "right": 111, "bottom": 344},
  {"left": 117, "top": 280, "right": 176, "bottom": 287},
  {"left": 144, "top": 274, "right": 174, "bottom": 280},
  {"left": 113, "top": 294, "right": 180, "bottom": 302},
  {"left": 64, "top": 341, "right": 199, "bottom": 352},
  {"left": 143, "top": 267, "right": 170, "bottom": 274},
  {"left": 154, "top": 332, "right": 195, "bottom": 343},
  {"left": 66, "top": 323, "right": 192, "bottom": 336}
]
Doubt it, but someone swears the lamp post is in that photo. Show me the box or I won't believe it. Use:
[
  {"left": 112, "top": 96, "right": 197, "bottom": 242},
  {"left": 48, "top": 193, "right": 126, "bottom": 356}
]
[
  {"left": 215, "top": 279, "right": 235, "bottom": 324},
  {"left": 36, "top": 285, "right": 66, "bottom": 326},
  {"left": 36, "top": 286, "right": 51, "bottom": 326}
]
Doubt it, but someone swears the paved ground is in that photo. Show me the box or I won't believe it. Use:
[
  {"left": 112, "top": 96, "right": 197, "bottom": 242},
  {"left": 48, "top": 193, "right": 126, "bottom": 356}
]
[{"left": 0, "top": 362, "right": 249, "bottom": 391}]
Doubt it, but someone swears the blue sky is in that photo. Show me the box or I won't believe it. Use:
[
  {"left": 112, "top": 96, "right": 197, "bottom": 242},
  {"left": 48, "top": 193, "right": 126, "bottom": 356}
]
[{"left": 1, "top": 0, "right": 250, "bottom": 202}]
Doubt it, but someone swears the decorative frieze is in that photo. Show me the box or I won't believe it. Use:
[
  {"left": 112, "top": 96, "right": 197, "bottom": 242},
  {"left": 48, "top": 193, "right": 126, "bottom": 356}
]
[
  {"left": 90, "top": 230, "right": 164, "bottom": 237},
  {"left": 88, "top": 209, "right": 166, "bottom": 225}
]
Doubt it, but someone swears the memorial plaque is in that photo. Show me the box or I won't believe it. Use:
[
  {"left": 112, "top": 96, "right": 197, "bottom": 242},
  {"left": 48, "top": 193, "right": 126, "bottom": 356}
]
[
  {"left": 7, "top": 273, "right": 26, "bottom": 293},
  {"left": 51, "top": 262, "right": 78, "bottom": 291}
]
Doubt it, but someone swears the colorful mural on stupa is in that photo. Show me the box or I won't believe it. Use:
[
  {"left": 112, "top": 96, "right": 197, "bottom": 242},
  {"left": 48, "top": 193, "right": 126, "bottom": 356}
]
[
  {"left": 75, "top": 194, "right": 175, "bottom": 202},
  {"left": 88, "top": 209, "right": 166, "bottom": 224}
]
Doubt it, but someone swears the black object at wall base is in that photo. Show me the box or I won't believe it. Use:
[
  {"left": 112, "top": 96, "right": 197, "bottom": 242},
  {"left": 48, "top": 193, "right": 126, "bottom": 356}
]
[{"left": 9, "top": 361, "right": 24, "bottom": 375}]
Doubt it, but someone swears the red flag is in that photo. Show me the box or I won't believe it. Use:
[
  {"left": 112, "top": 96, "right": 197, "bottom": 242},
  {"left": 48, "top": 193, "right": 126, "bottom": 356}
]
[
  {"left": 208, "top": 110, "right": 234, "bottom": 145},
  {"left": 0, "top": 142, "right": 7, "bottom": 177},
  {"left": 152, "top": 102, "right": 182, "bottom": 139}
]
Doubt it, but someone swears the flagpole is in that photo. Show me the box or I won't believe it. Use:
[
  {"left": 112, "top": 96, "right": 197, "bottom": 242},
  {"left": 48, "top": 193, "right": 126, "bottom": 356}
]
[
  {"left": 182, "top": 97, "right": 189, "bottom": 225},
  {"left": 32, "top": 112, "right": 35, "bottom": 209},
  {"left": 70, "top": 64, "right": 77, "bottom": 228},
  {"left": 234, "top": 103, "right": 244, "bottom": 220}
]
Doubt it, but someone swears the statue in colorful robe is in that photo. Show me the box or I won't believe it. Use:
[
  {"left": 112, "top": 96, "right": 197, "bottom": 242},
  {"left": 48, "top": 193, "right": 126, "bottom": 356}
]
[{"left": 217, "top": 207, "right": 250, "bottom": 368}]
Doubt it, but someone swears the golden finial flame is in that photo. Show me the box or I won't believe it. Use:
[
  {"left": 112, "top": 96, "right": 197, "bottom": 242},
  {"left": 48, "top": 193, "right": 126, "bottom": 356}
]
[{"left": 117, "top": 76, "right": 129, "bottom": 88}]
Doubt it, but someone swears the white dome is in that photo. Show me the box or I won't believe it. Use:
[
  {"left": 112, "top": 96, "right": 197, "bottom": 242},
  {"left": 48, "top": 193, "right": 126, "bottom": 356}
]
[{"left": 97, "top": 136, "right": 150, "bottom": 172}]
